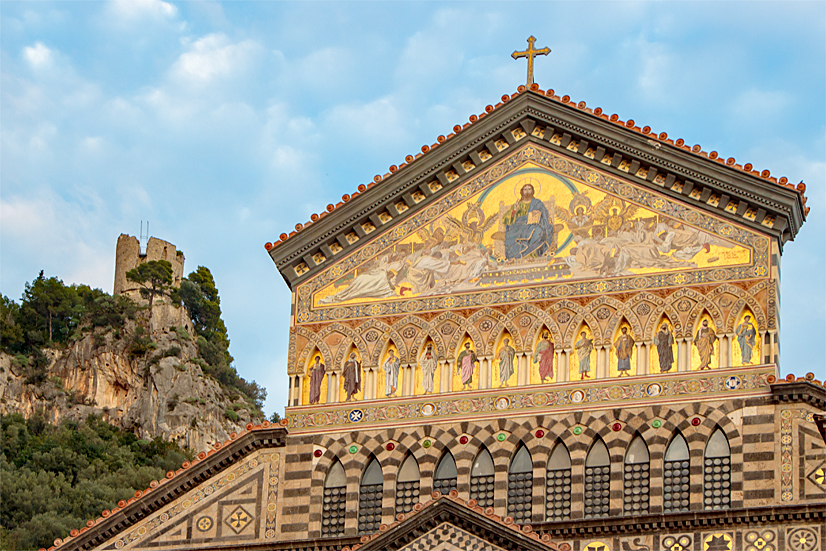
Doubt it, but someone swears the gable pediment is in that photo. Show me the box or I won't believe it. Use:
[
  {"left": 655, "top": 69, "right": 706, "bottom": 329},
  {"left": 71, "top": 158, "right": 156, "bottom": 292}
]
[{"left": 268, "top": 90, "right": 804, "bottom": 289}]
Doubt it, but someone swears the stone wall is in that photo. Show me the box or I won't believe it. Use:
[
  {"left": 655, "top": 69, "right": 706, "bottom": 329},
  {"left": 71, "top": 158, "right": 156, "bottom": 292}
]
[{"left": 113, "top": 234, "right": 185, "bottom": 298}]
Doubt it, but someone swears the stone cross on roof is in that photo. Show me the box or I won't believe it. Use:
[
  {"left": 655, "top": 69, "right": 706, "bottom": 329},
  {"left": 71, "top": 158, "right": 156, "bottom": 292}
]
[{"left": 512, "top": 35, "right": 550, "bottom": 87}]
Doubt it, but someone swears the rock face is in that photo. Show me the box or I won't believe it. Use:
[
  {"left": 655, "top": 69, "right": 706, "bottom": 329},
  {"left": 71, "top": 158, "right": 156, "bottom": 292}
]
[{"left": 0, "top": 303, "right": 262, "bottom": 453}]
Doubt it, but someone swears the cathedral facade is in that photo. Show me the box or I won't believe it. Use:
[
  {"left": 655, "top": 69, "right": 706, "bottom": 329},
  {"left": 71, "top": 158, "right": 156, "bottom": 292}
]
[{"left": 55, "top": 81, "right": 824, "bottom": 551}]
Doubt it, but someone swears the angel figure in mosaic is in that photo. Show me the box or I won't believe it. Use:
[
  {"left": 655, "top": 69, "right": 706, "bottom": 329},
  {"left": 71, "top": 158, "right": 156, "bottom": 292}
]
[
  {"left": 419, "top": 343, "right": 437, "bottom": 394},
  {"left": 694, "top": 319, "right": 717, "bottom": 370},
  {"left": 343, "top": 352, "right": 361, "bottom": 401},
  {"left": 555, "top": 192, "right": 594, "bottom": 242},
  {"left": 498, "top": 338, "right": 516, "bottom": 387},
  {"left": 592, "top": 196, "right": 638, "bottom": 236},
  {"left": 735, "top": 315, "right": 757, "bottom": 364},
  {"left": 445, "top": 202, "right": 498, "bottom": 245},
  {"left": 457, "top": 342, "right": 479, "bottom": 390}
]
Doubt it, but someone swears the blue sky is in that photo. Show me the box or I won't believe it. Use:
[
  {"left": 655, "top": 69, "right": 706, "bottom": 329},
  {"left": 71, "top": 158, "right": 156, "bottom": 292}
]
[{"left": 1, "top": 1, "right": 824, "bottom": 416}]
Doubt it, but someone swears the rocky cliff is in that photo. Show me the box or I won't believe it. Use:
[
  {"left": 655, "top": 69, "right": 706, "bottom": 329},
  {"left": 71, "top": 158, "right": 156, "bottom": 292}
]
[{"left": 0, "top": 303, "right": 262, "bottom": 453}]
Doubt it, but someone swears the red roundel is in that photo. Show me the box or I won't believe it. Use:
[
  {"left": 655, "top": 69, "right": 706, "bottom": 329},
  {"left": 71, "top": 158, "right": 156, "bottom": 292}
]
[
  {"left": 313, "top": 449, "right": 323, "bottom": 458},
  {"left": 535, "top": 429, "right": 545, "bottom": 438},
  {"left": 459, "top": 435, "right": 469, "bottom": 445},
  {"left": 612, "top": 422, "right": 622, "bottom": 432},
  {"left": 691, "top": 417, "right": 702, "bottom": 426},
  {"left": 385, "top": 442, "right": 395, "bottom": 451}
]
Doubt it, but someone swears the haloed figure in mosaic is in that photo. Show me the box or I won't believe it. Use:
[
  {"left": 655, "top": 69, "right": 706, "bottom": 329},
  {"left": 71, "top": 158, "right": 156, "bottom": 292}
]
[
  {"left": 656, "top": 324, "right": 675, "bottom": 373},
  {"left": 343, "top": 352, "right": 361, "bottom": 401},
  {"left": 614, "top": 327, "right": 635, "bottom": 376},
  {"left": 309, "top": 356, "right": 326, "bottom": 405},
  {"left": 695, "top": 319, "right": 717, "bottom": 370},
  {"left": 735, "top": 315, "right": 757, "bottom": 364},
  {"left": 533, "top": 331, "right": 555, "bottom": 382},
  {"left": 384, "top": 349, "right": 400, "bottom": 397},
  {"left": 498, "top": 338, "right": 516, "bottom": 387},
  {"left": 575, "top": 331, "right": 593, "bottom": 380},
  {"left": 419, "top": 344, "right": 437, "bottom": 394},
  {"left": 501, "top": 182, "right": 554, "bottom": 260},
  {"left": 457, "top": 342, "right": 479, "bottom": 390}
]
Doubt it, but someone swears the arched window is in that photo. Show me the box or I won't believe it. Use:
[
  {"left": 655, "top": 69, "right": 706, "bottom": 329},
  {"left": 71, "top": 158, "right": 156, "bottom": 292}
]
[
  {"left": 322, "top": 460, "right": 346, "bottom": 536},
  {"left": 433, "top": 451, "right": 458, "bottom": 494},
  {"left": 358, "top": 457, "right": 383, "bottom": 533},
  {"left": 623, "top": 435, "right": 650, "bottom": 515},
  {"left": 663, "top": 433, "right": 690, "bottom": 513},
  {"left": 507, "top": 444, "right": 533, "bottom": 523},
  {"left": 545, "top": 442, "right": 571, "bottom": 521},
  {"left": 584, "top": 438, "right": 610, "bottom": 518},
  {"left": 469, "top": 447, "right": 495, "bottom": 508},
  {"left": 395, "top": 455, "right": 420, "bottom": 514},
  {"left": 704, "top": 428, "right": 731, "bottom": 510}
]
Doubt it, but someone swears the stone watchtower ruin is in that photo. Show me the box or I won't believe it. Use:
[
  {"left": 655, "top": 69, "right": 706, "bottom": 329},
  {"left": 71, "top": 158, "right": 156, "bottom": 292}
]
[{"left": 113, "top": 234, "right": 185, "bottom": 299}]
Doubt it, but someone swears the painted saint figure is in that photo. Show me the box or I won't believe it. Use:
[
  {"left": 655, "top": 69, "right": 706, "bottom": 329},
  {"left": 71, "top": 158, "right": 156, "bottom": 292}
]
[
  {"left": 308, "top": 356, "right": 326, "bottom": 405},
  {"left": 419, "top": 344, "right": 437, "bottom": 394},
  {"left": 342, "top": 352, "right": 361, "bottom": 401},
  {"left": 735, "top": 315, "right": 757, "bottom": 364},
  {"left": 383, "top": 349, "right": 400, "bottom": 397},
  {"left": 501, "top": 183, "right": 554, "bottom": 260},
  {"left": 656, "top": 324, "right": 675, "bottom": 373},
  {"left": 694, "top": 319, "right": 717, "bottom": 370},
  {"left": 614, "top": 327, "right": 635, "bottom": 376},
  {"left": 574, "top": 331, "right": 593, "bottom": 380},
  {"left": 533, "top": 331, "right": 555, "bottom": 383},
  {"left": 498, "top": 338, "right": 516, "bottom": 387},
  {"left": 456, "top": 342, "right": 479, "bottom": 391}
]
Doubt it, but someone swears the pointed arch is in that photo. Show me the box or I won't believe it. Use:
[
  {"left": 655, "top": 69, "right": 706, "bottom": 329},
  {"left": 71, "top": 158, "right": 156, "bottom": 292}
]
[
  {"left": 469, "top": 447, "right": 495, "bottom": 508},
  {"left": 433, "top": 450, "right": 458, "bottom": 495},
  {"left": 433, "top": 310, "right": 484, "bottom": 354},
  {"left": 643, "top": 302, "right": 683, "bottom": 340},
  {"left": 663, "top": 432, "right": 690, "bottom": 513},
  {"left": 570, "top": 322, "right": 596, "bottom": 381},
  {"left": 704, "top": 427, "right": 731, "bottom": 510},
  {"left": 295, "top": 327, "right": 333, "bottom": 372},
  {"left": 358, "top": 455, "right": 383, "bottom": 533},
  {"left": 584, "top": 438, "right": 610, "bottom": 519},
  {"left": 322, "top": 459, "right": 346, "bottom": 536},
  {"left": 545, "top": 441, "right": 572, "bottom": 521},
  {"left": 529, "top": 324, "right": 557, "bottom": 384},
  {"left": 650, "top": 314, "right": 677, "bottom": 374},
  {"left": 507, "top": 443, "right": 533, "bottom": 523},
  {"left": 691, "top": 309, "right": 719, "bottom": 370},
  {"left": 377, "top": 339, "right": 402, "bottom": 399},
  {"left": 391, "top": 315, "right": 440, "bottom": 363},
  {"left": 610, "top": 316, "right": 637, "bottom": 377},
  {"left": 563, "top": 309, "right": 603, "bottom": 347},
  {"left": 731, "top": 306, "right": 760, "bottom": 366},
  {"left": 623, "top": 434, "right": 650, "bottom": 515},
  {"left": 515, "top": 302, "right": 562, "bottom": 352},
  {"left": 395, "top": 454, "right": 420, "bottom": 515},
  {"left": 468, "top": 307, "right": 521, "bottom": 356}
]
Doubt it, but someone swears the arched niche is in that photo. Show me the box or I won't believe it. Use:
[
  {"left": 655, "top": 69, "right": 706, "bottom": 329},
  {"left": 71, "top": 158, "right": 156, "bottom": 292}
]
[
  {"left": 454, "top": 334, "right": 479, "bottom": 392},
  {"left": 377, "top": 342, "right": 401, "bottom": 399},
  {"left": 415, "top": 337, "right": 440, "bottom": 396},
  {"left": 530, "top": 326, "right": 556, "bottom": 384},
  {"left": 340, "top": 345, "right": 364, "bottom": 403},
  {"left": 651, "top": 315, "right": 677, "bottom": 374},
  {"left": 732, "top": 307, "right": 759, "bottom": 366},
  {"left": 570, "top": 323, "right": 595, "bottom": 382},
  {"left": 609, "top": 317, "right": 636, "bottom": 378},
  {"left": 691, "top": 310, "right": 719, "bottom": 370},
  {"left": 303, "top": 347, "right": 328, "bottom": 406},
  {"left": 493, "top": 331, "right": 518, "bottom": 389}
]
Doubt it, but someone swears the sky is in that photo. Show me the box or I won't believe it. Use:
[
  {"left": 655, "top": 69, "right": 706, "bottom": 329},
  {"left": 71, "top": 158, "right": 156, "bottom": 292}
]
[{"left": 1, "top": 1, "right": 824, "bottom": 417}]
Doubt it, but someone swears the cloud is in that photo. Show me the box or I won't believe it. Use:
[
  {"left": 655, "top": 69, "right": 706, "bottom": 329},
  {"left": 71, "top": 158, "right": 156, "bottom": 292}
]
[
  {"left": 22, "top": 42, "right": 53, "bottom": 69},
  {"left": 171, "top": 33, "right": 261, "bottom": 85},
  {"left": 109, "top": 0, "right": 177, "bottom": 21}
]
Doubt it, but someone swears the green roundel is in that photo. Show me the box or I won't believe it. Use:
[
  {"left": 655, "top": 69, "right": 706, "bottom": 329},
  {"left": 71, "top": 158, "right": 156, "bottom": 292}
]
[
  {"left": 349, "top": 445, "right": 358, "bottom": 454},
  {"left": 496, "top": 433, "right": 507, "bottom": 442},
  {"left": 572, "top": 426, "right": 583, "bottom": 435},
  {"left": 652, "top": 419, "right": 662, "bottom": 428},
  {"left": 422, "top": 439, "right": 432, "bottom": 448}
]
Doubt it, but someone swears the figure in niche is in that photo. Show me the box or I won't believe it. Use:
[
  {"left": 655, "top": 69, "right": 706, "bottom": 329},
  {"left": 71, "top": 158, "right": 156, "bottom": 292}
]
[
  {"left": 383, "top": 349, "right": 400, "bottom": 397},
  {"left": 499, "top": 181, "right": 553, "bottom": 260},
  {"left": 614, "top": 327, "right": 635, "bottom": 377},
  {"left": 457, "top": 342, "right": 479, "bottom": 390},
  {"left": 308, "top": 356, "right": 326, "bottom": 405},
  {"left": 575, "top": 331, "right": 594, "bottom": 380},
  {"left": 735, "top": 315, "right": 757, "bottom": 364},
  {"left": 342, "top": 352, "right": 361, "bottom": 401},
  {"left": 694, "top": 319, "right": 717, "bottom": 370},
  {"left": 533, "top": 331, "right": 555, "bottom": 383},
  {"left": 419, "top": 344, "right": 437, "bottom": 394},
  {"left": 656, "top": 323, "right": 675, "bottom": 373},
  {"left": 498, "top": 338, "right": 516, "bottom": 387}
]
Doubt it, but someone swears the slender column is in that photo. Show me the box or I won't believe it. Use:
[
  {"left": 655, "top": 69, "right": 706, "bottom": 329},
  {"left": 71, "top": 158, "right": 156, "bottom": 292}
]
[
  {"left": 481, "top": 356, "right": 492, "bottom": 390},
  {"left": 327, "top": 373, "right": 337, "bottom": 403},
  {"left": 560, "top": 348, "right": 571, "bottom": 382},
  {"left": 634, "top": 342, "right": 644, "bottom": 375},
  {"left": 554, "top": 350, "right": 563, "bottom": 383},
  {"left": 758, "top": 331, "right": 767, "bottom": 365},
  {"left": 768, "top": 330, "right": 777, "bottom": 366},
  {"left": 514, "top": 353, "right": 526, "bottom": 386},
  {"left": 367, "top": 367, "right": 376, "bottom": 400},
  {"left": 297, "top": 374, "right": 306, "bottom": 404},
  {"left": 595, "top": 346, "right": 606, "bottom": 378},
  {"left": 722, "top": 333, "right": 733, "bottom": 368},
  {"left": 443, "top": 360, "right": 454, "bottom": 393}
]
